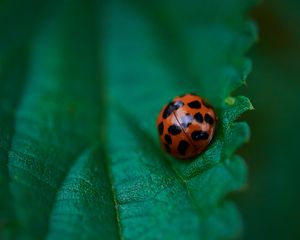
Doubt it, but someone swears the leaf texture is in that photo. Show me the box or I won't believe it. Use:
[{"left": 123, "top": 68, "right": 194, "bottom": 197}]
[{"left": 0, "top": 0, "right": 257, "bottom": 239}]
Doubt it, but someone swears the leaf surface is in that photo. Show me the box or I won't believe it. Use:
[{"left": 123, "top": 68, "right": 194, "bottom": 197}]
[{"left": 0, "top": 0, "right": 256, "bottom": 239}]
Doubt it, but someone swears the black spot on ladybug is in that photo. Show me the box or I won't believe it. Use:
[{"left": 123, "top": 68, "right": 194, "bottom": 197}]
[
  {"left": 162, "top": 102, "right": 174, "bottom": 119},
  {"left": 191, "top": 131, "right": 209, "bottom": 141},
  {"left": 164, "top": 134, "right": 172, "bottom": 145},
  {"left": 162, "top": 101, "right": 184, "bottom": 119},
  {"left": 168, "top": 124, "right": 182, "bottom": 135},
  {"left": 180, "top": 114, "right": 193, "bottom": 128},
  {"left": 177, "top": 140, "right": 190, "bottom": 156},
  {"left": 204, "top": 113, "right": 214, "bottom": 125},
  {"left": 187, "top": 100, "right": 201, "bottom": 109},
  {"left": 173, "top": 101, "right": 184, "bottom": 109},
  {"left": 158, "top": 122, "right": 164, "bottom": 135},
  {"left": 194, "top": 112, "right": 203, "bottom": 123},
  {"left": 164, "top": 143, "right": 171, "bottom": 153}
]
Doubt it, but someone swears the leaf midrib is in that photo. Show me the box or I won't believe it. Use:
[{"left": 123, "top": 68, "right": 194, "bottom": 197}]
[{"left": 118, "top": 106, "right": 207, "bottom": 217}]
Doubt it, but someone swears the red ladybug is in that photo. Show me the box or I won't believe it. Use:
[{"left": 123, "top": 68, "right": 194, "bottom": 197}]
[{"left": 156, "top": 93, "right": 217, "bottom": 159}]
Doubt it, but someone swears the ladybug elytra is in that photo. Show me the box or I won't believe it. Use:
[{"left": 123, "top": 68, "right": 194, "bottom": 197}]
[{"left": 156, "top": 93, "right": 217, "bottom": 159}]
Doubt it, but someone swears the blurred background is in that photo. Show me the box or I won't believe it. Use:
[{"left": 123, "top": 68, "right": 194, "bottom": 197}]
[{"left": 236, "top": 0, "right": 300, "bottom": 239}]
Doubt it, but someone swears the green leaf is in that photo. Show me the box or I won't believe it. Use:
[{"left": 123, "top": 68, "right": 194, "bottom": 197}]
[{"left": 0, "top": 0, "right": 257, "bottom": 239}]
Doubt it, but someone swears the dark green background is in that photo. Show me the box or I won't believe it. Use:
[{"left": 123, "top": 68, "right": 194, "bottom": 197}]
[{"left": 237, "top": 0, "right": 300, "bottom": 239}]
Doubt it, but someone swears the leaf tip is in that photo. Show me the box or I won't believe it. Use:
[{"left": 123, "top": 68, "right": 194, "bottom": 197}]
[{"left": 249, "top": 104, "right": 255, "bottom": 111}]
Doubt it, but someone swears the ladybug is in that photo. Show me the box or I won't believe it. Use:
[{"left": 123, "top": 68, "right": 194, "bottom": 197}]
[{"left": 156, "top": 93, "right": 217, "bottom": 159}]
